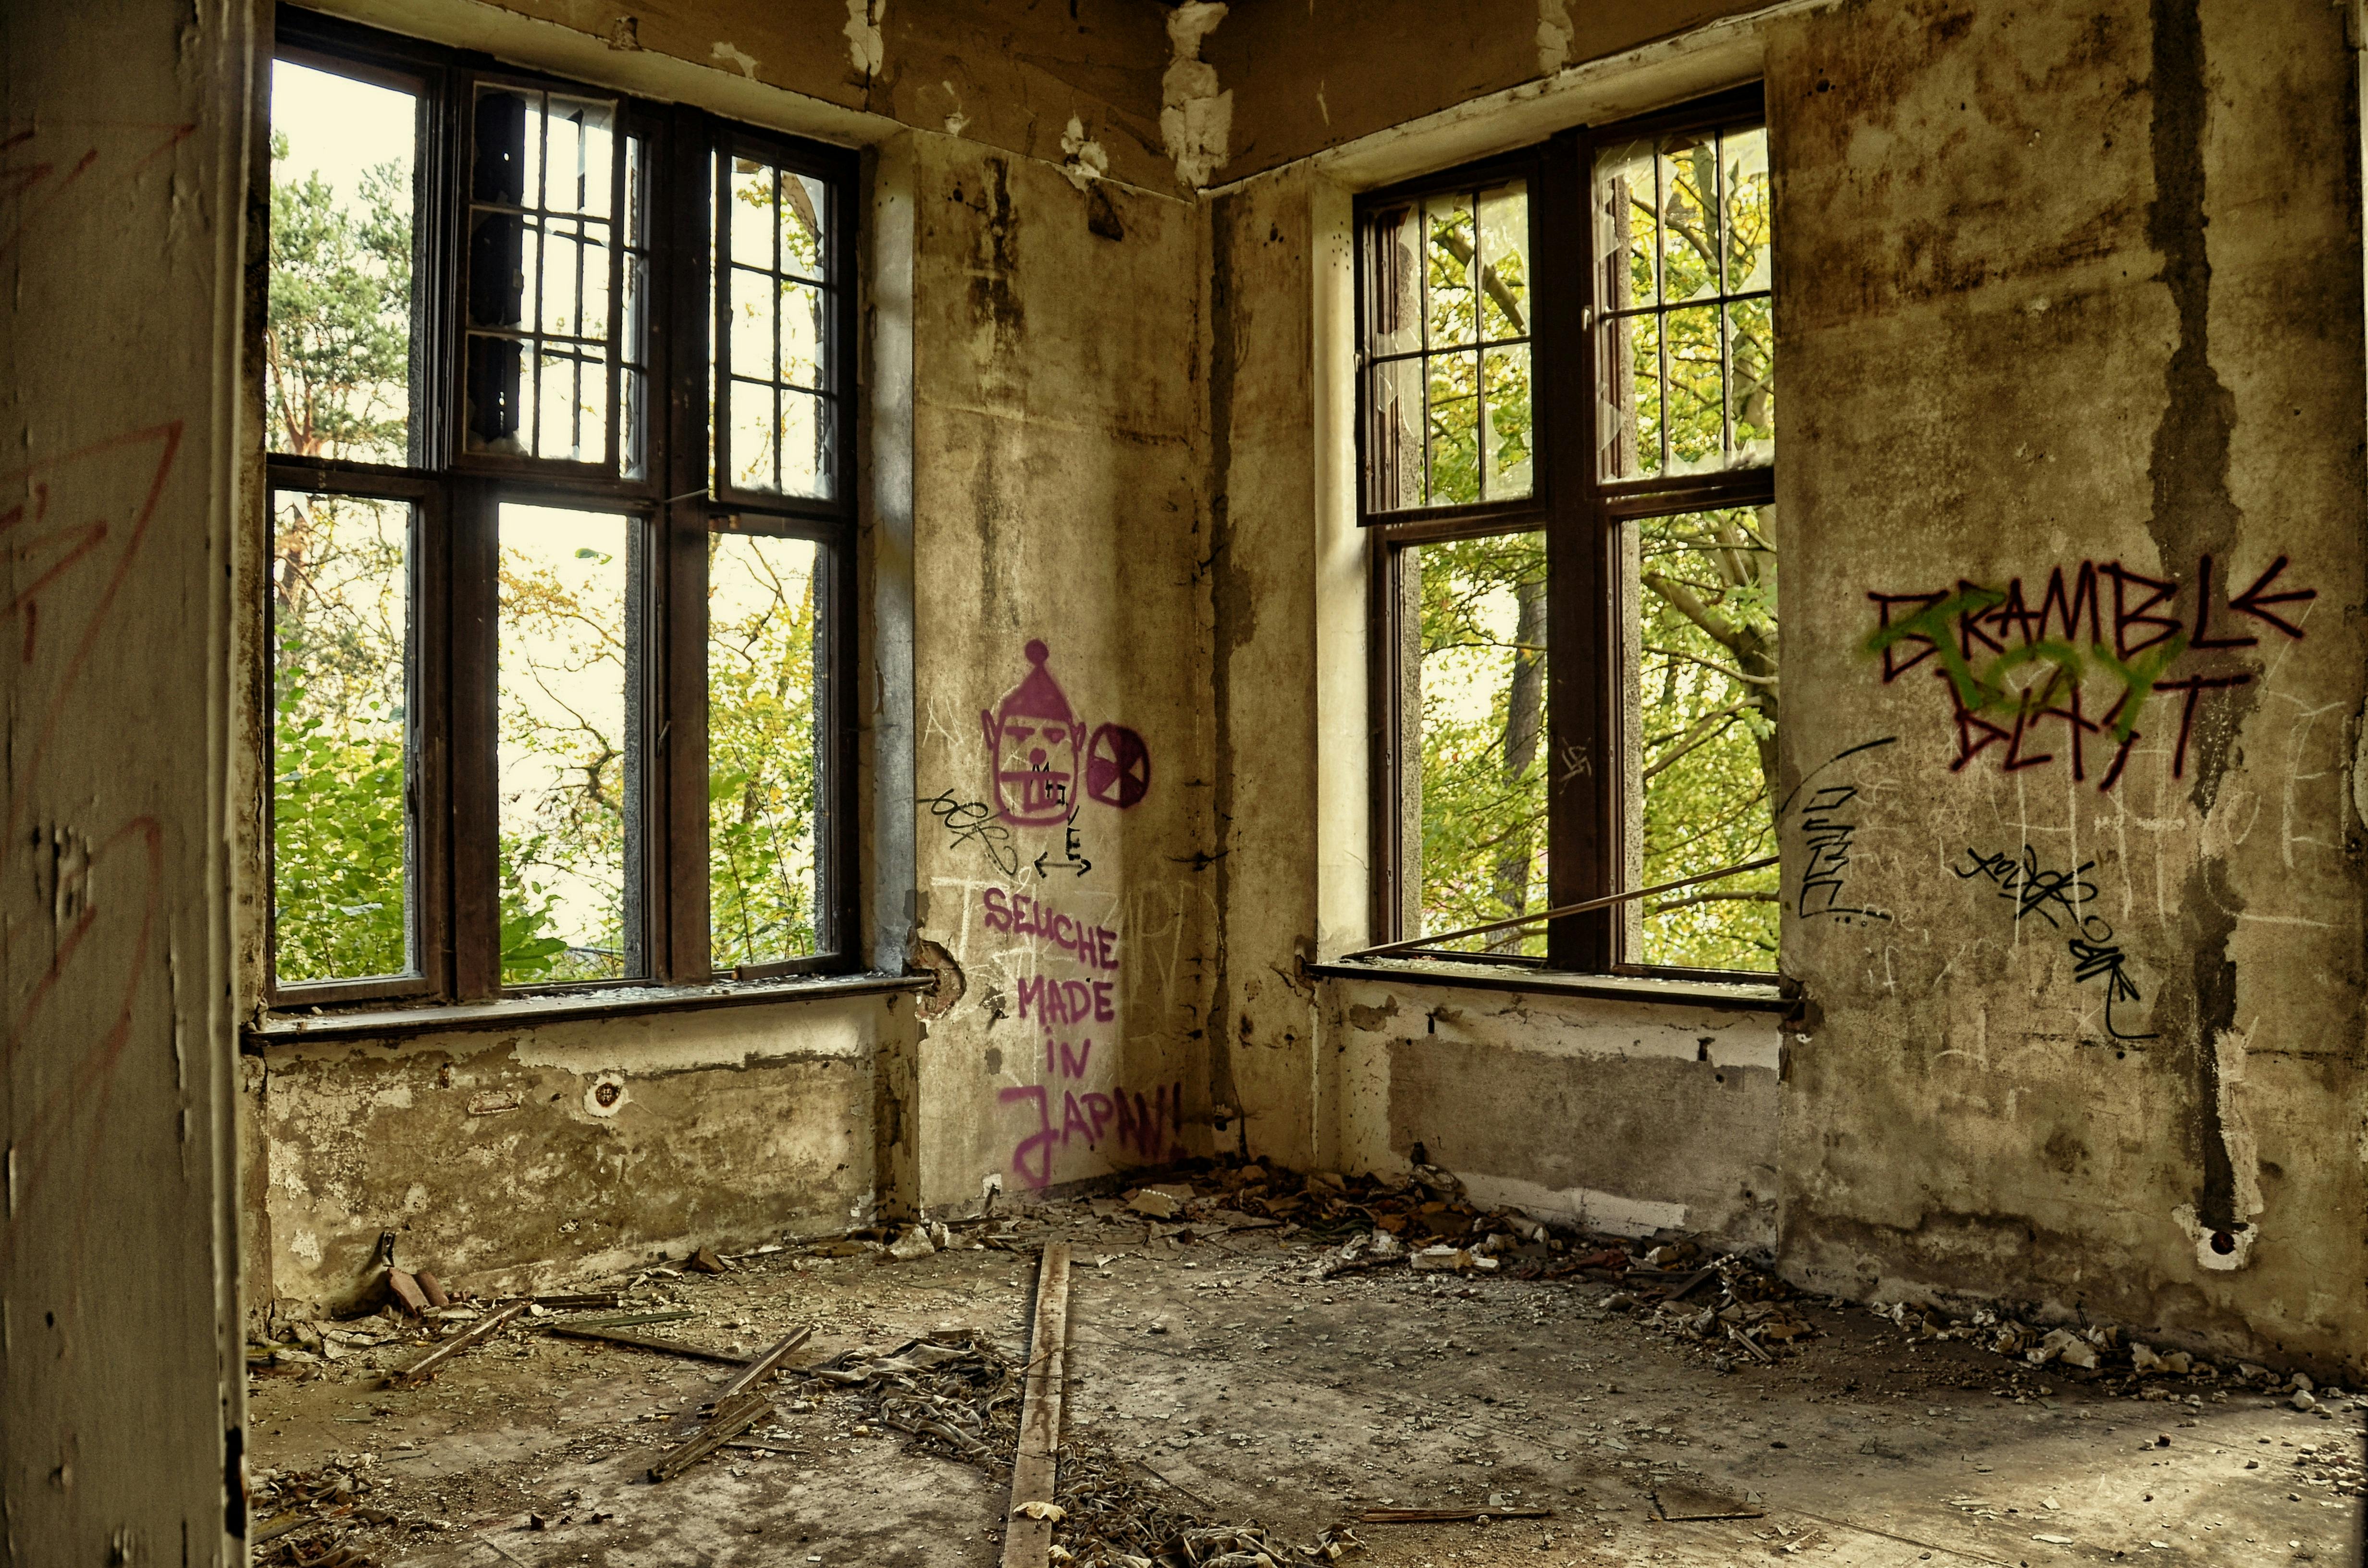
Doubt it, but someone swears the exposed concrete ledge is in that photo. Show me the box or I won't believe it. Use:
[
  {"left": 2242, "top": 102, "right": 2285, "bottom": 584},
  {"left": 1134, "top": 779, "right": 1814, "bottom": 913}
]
[
  {"left": 1311, "top": 957, "right": 1790, "bottom": 1015},
  {"left": 245, "top": 971, "right": 932, "bottom": 1047}
]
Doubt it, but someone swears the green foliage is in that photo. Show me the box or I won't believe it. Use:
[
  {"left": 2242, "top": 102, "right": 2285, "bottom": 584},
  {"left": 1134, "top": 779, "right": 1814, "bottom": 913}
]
[
  {"left": 495, "top": 532, "right": 633, "bottom": 985},
  {"left": 266, "top": 130, "right": 412, "bottom": 462},
  {"left": 1414, "top": 189, "right": 1533, "bottom": 508},
  {"left": 1635, "top": 509, "right": 1778, "bottom": 969},
  {"left": 1413, "top": 532, "right": 1548, "bottom": 956},
  {"left": 1404, "top": 129, "right": 1780, "bottom": 972},
  {"left": 706, "top": 536, "right": 821, "bottom": 969},
  {"left": 271, "top": 696, "right": 407, "bottom": 981},
  {"left": 268, "top": 133, "right": 573, "bottom": 987}
]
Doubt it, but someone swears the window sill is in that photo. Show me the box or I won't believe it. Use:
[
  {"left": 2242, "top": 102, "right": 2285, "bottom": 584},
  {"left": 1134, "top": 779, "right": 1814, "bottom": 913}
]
[
  {"left": 1307, "top": 957, "right": 1792, "bottom": 1014},
  {"left": 244, "top": 971, "right": 933, "bottom": 1048}
]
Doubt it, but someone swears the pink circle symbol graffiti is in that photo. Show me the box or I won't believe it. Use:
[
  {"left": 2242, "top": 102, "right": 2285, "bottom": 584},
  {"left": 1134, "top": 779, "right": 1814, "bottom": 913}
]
[{"left": 1085, "top": 723, "right": 1151, "bottom": 809}]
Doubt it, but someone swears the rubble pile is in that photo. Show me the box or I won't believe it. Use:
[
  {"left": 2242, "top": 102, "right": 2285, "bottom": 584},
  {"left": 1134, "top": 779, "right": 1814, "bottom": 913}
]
[{"left": 817, "top": 1335, "right": 1024, "bottom": 1473}]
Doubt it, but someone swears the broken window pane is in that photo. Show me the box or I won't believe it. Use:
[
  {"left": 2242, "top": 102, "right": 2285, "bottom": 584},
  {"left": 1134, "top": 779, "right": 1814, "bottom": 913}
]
[
  {"left": 1423, "top": 192, "right": 1477, "bottom": 345},
  {"left": 1629, "top": 507, "right": 1778, "bottom": 971},
  {"left": 1401, "top": 531, "right": 1549, "bottom": 956},
  {"left": 708, "top": 533, "right": 825, "bottom": 969},
  {"left": 271, "top": 490, "right": 415, "bottom": 983},
  {"left": 619, "top": 133, "right": 651, "bottom": 479},
  {"left": 266, "top": 60, "right": 418, "bottom": 464},
  {"left": 717, "top": 153, "right": 836, "bottom": 500},
  {"left": 465, "top": 86, "right": 618, "bottom": 464},
  {"left": 1594, "top": 121, "right": 1773, "bottom": 483},
  {"left": 497, "top": 503, "right": 640, "bottom": 984}
]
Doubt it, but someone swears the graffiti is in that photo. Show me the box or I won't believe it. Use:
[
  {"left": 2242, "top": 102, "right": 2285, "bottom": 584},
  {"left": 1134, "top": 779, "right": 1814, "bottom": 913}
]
[
  {"left": 982, "top": 888, "right": 1120, "bottom": 970},
  {"left": 1953, "top": 845, "right": 2156, "bottom": 1041},
  {"left": 981, "top": 639, "right": 1153, "bottom": 825},
  {"left": 1016, "top": 973, "right": 1117, "bottom": 1026},
  {"left": 982, "top": 640, "right": 1083, "bottom": 824},
  {"left": 1085, "top": 723, "right": 1151, "bottom": 808},
  {"left": 1865, "top": 554, "right": 2315, "bottom": 790},
  {"left": 920, "top": 789, "right": 1019, "bottom": 876},
  {"left": 0, "top": 422, "right": 181, "bottom": 1268},
  {"left": 1034, "top": 824, "right": 1093, "bottom": 879},
  {"left": 999, "top": 1079, "right": 1183, "bottom": 1188},
  {"left": 1778, "top": 737, "right": 1896, "bottom": 923}
]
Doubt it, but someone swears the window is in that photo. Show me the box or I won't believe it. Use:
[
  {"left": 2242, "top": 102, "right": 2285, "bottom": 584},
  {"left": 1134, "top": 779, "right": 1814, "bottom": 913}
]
[
  {"left": 1358, "top": 86, "right": 1777, "bottom": 978},
  {"left": 265, "top": 10, "right": 858, "bottom": 1005}
]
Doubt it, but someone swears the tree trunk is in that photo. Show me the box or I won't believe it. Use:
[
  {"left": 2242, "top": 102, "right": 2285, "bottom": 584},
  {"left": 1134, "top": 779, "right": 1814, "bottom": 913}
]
[{"left": 1487, "top": 573, "right": 1548, "bottom": 951}]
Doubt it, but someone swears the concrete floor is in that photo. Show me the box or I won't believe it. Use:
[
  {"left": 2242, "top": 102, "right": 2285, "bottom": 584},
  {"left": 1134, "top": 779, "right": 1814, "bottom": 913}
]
[{"left": 248, "top": 1198, "right": 2366, "bottom": 1568}]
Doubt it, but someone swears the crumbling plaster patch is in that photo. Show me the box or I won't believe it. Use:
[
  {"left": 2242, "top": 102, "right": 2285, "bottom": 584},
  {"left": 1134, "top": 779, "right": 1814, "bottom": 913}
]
[
  {"left": 843, "top": 0, "right": 885, "bottom": 81},
  {"left": 1160, "top": 1, "right": 1233, "bottom": 190},
  {"left": 1535, "top": 0, "right": 1576, "bottom": 75},
  {"left": 1059, "top": 115, "right": 1109, "bottom": 189},
  {"left": 710, "top": 39, "right": 758, "bottom": 79}
]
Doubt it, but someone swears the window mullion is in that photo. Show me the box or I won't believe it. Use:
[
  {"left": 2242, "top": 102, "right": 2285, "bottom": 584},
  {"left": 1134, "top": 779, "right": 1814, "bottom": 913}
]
[
  {"left": 659, "top": 106, "right": 715, "bottom": 983},
  {"left": 447, "top": 476, "right": 504, "bottom": 1000},
  {"left": 1538, "top": 126, "right": 1616, "bottom": 972}
]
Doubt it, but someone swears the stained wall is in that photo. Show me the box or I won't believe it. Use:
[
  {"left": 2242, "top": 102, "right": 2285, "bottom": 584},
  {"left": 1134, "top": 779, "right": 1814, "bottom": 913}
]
[
  {"left": 1208, "top": 0, "right": 2368, "bottom": 1379},
  {"left": 1, "top": 0, "right": 256, "bottom": 1556},
  {"left": 241, "top": 0, "right": 1223, "bottom": 1317},
  {"left": 1771, "top": 0, "right": 2368, "bottom": 1374}
]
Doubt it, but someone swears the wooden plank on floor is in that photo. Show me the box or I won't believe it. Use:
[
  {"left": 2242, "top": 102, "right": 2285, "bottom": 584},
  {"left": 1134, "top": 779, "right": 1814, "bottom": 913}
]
[
  {"left": 385, "top": 1300, "right": 529, "bottom": 1388},
  {"left": 1001, "top": 1241, "right": 1073, "bottom": 1568},
  {"left": 545, "top": 1324, "right": 749, "bottom": 1364},
  {"left": 706, "top": 1325, "right": 814, "bottom": 1408}
]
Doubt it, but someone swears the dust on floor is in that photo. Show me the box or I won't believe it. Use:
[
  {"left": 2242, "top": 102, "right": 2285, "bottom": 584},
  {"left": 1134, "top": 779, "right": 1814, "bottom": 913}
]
[{"left": 247, "top": 1179, "right": 2366, "bottom": 1568}]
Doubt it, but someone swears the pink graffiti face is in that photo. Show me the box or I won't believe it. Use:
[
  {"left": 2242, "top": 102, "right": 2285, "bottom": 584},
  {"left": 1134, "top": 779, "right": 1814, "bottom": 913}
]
[{"left": 982, "top": 639, "right": 1084, "bottom": 826}]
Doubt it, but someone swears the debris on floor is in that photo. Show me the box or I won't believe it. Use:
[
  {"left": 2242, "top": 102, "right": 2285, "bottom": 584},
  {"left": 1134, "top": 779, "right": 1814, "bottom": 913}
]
[{"left": 241, "top": 1158, "right": 2365, "bottom": 1566}]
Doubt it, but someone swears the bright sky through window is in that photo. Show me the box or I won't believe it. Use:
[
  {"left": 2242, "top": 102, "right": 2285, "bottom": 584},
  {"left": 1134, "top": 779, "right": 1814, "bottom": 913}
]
[{"left": 272, "top": 59, "right": 414, "bottom": 201}]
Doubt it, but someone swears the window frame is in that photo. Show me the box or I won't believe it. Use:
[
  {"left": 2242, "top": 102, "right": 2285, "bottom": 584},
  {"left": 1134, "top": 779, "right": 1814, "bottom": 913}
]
[
  {"left": 1358, "top": 84, "right": 1775, "bottom": 982},
  {"left": 263, "top": 6, "right": 862, "bottom": 1009}
]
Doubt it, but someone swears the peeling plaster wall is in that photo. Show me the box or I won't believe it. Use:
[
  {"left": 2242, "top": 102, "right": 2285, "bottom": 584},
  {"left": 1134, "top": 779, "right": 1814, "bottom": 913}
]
[
  {"left": 1334, "top": 981, "right": 1783, "bottom": 1247},
  {"left": 1204, "top": 0, "right": 2368, "bottom": 1377},
  {"left": 1772, "top": 0, "right": 2368, "bottom": 1376},
  {"left": 2, "top": 0, "right": 255, "bottom": 1555},
  {"left": 252, "top": 1000, "right": 890, "bottom": 1305},
  {"left": 234, "top": 0, "right": 1224, "bottom": 1304},
  {"left": 454, "top": 0, "right": 1182, "bottom": 192},
  {"left": 904, "top": 135, "right": 1216, "bottom": 1213}
]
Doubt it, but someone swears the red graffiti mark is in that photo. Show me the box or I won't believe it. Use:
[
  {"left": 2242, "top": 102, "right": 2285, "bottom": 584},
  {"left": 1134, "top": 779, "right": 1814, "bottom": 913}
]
[
  {"left": 1085, "top": 723, "right": 1150, "bottom": 809},
  {"left": 980, "top": 887, "right": 1120, "bottom": 969},
  {"left": 0, "top": 423, "right": 183, "bottom": 837},
  {"left": 0, "top": 120, "right": 198, "bottom": 260},
  {"left": 1015, "top": 974, "right": 1115, "bottom": 1027},
  {"left": 1044, "top": 1036, "right": 1094, "bottom": 1078},
  {"left": 979, "top": 640, "right": 1153, "bottom": 827},
  {"left": 0, "top": 422, "right": 183, "bottom": 1265}
]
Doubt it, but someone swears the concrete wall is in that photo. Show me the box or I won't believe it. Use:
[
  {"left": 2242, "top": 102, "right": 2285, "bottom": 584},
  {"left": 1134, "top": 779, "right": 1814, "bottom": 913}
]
[
  {"left": 1207, "top": 0, "right": 2368, "bottom": 1379},
  {"left": 902, "top": 129, "right": 1218, "bottom": 1214},
  {"left": 1771, "top": 0, "right": 2368, "bottom": 1375},
  {"left": 1, "top": 0, "right": 256, "bottom": 1556},
  {"left": 241, "top": 0, "right": 1223, "bottom": 1315},
  {"left": 250, "top": 996, "right": 894, "bottom": 1302}
]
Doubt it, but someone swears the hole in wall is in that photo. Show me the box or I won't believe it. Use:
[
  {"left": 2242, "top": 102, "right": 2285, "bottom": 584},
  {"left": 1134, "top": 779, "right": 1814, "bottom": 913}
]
[{"left": 2209, "top": 1230, "right": 2237, "bottom": 1255}]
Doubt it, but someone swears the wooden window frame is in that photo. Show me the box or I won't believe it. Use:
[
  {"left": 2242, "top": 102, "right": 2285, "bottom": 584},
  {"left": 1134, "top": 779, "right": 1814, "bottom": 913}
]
[
  {"left": 1358, "top": 84, "right": 1773, "bottom": 981},
  {"left": 264, "top": 6, "right": 861, "bottom": 1009}
]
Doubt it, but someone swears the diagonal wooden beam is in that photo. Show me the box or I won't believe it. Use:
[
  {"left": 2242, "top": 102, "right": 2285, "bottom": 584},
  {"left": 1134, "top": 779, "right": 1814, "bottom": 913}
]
[
  {"left": 1001, "top": 1242, "right": 1073, "bottom": 1568},
  {"left": 385, "top": 1300, "right": 529, "bottom": 1387}
]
